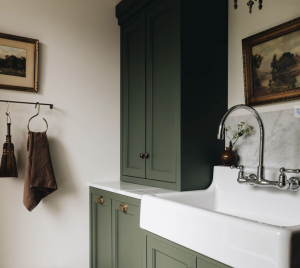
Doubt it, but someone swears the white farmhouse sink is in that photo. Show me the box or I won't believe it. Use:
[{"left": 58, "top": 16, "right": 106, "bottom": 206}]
[{"left": 140, "top": 166, "right": 300, "bottom": 268}]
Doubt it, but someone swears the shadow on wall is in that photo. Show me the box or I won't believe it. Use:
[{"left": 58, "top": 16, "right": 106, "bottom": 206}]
[{"left": 11, "top": 136, "right": 77, "bottom": 213}]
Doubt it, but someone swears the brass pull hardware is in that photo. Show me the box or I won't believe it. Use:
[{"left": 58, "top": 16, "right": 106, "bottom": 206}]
[
  {"left": 119, "top": 202, "right": 128, "bottom": 212},
  {"left": 97, "top": 196, "right": 104, "bottom": 204},
  {"left": 140, "top": 153, "right": 149, "bottom": 159}
]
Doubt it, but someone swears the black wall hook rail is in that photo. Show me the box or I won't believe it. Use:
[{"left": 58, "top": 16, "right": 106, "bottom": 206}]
[{"left": 0, "top": 100, "right": 54, "bottom": 109}]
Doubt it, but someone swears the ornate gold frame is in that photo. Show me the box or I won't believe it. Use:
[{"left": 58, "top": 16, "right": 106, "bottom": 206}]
[
  {"left": 0, "top": 33, "right": 39, "bottom": 93},
  {"left": 243, "top": 17, "right": 300, "bottom": 106}
]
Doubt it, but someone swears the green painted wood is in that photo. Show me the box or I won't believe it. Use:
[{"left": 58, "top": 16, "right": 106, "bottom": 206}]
[
  {"left": 145, "top": 0, "right": 181, "bottom": 183},
  {"left": 90, "top": 187, "right": 141, "bottom": 207},
  {"left": 90, "top": 192, "right": 112, "bottom": 268},
  {"left": 116, "top": 0, "right": 153, "bottom": 25},
  {"left": 89, "top": 187, "right": 231, "bottom": 268},
  {"left": 112, "top": 199, "right": 142, "bottom": 268},
  {"left": 118, "top": 0, "right": 228, "bottom": 191},
  {"left": 121, "top": 16, "right": 146, "bottom": 179},
  {"left": 147, "top": 236, "right": 196, "bottom": 268},
  {"left": 121, "top": 175, "right": 179, "bottom": 191},
  {"left": 180, "top": 0, "right": 228, "bottom": 191},
  {"left": 197, "top": 258, "right": 228, "bottom": 268},
  {"left": 143, "top": 231, "right": 232, "bottom": 268}
]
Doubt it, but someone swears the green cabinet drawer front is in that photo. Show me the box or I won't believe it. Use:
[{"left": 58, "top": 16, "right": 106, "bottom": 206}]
[
  {"left": 197, "top": 258, "right": 230, "bottom": 268},
  {"left": 90, "top": 193, "right": 112, "bottom": 268},
  {"left": 112, "top": 200, "right": 142, "bottom": 268},
  {"left": 145, "top": 0, "right": 180, "bottom": 183},
  {"left": 121, "top": 16, "right": 146, "bottom": 178},
  {"left": 147, "top": 237, "right": 196, "bottom": 268}
]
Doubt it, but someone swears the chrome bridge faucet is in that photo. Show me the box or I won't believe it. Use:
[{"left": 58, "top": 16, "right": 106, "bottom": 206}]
[{"left": 217, "top": 104, "right": 300, "bottom": 191}]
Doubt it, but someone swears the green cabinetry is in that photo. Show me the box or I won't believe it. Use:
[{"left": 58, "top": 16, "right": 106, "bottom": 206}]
[
  {"left": 90, "top": 187, "right": 142, "bottom": 268},
  {"left": 90, "top": 193, "right": 112, "bottom": 268},
  {"left": 90, "top": 187, "right": 231, "bottom": 268},
  {"left": 144, "top": 232, "right": 232, "bottom": 268},
  {"left": 121, "top": 16, "right": 146, "bottom": 179},
  {"left": 147, "top": 236, "right": 196, "bottom": 268},
  {"left": 117, "top": 0, "right": 228, "bottom": 191},
  {"left": 112, "top": 200, "right": 142, "bottom": 268}
]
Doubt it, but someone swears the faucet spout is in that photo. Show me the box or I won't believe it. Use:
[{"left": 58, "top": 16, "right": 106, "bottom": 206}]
[{"left": 217, "top": 104, "right": 265, "bottom": 180}]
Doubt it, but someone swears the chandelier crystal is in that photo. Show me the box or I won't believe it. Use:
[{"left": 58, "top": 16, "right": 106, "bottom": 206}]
[{"left": 234, "top": 0, "right": 263, "bottom": 14}]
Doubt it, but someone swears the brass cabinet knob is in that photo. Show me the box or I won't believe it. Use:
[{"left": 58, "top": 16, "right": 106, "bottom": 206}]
[
  {"left": 144, "top": 153, "right": 149, "bottom": 159},
  {"left": 119, "top": 202, "right": 128, "bottom": 212},
  {"left": 97, "top": 196, "right": 104, "bottom": 204}
]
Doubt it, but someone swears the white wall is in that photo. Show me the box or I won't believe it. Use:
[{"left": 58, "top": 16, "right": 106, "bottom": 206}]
[
  {"left": 229, "top": 0, "right": 300, "bottom": 115},
  {"left": 0, "top": 1, "right": 120, "bottom": 267}
]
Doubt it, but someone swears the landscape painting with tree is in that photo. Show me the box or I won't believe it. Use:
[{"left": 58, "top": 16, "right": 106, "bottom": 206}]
[
  {"left": 243, "top": 17, "right": 300, "bottom": 106},
  {"left": 0, "top": 45, "right": 26, "bottom": 77},
  {"left": 0, "top": 33, "right": 38, "bottom": 92},
  {"left": 252, "top": 30, "right": 300, "bottom": 96}
]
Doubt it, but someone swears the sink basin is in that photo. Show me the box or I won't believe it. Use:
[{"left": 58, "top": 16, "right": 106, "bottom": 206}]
[{"left": 140, "top": 166, "right": 300, "bottom": 268}]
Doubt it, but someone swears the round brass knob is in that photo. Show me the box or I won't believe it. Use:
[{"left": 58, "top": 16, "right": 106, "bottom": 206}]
[
  {"left": 97, "top": 196, "right": 104, "bottom": 204},
  {"left": 119, "top": 202, "right": 128, "bottom": 212},
  {"left": 140, "top": 153, "right": 145, "bottom": 159}
]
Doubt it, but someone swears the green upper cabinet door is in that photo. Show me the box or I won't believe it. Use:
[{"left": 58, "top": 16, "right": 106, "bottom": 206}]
[
  {"left": 90, "top": 193, "right": 112, "bottom": 268},
  {"left": 121, "top": 16, "right": 146, "bottom": 178},
  {"left": 147, "top": 237, "right": 197, "bottom": 268},
  {"left": 112, "top": 200, "right": 142, "bottom": 268},
  {"left": 145, "top": 0, "right": 180, "bottom": 183},
  {"left": 117, "top": 0, "right": 228, "bottom": 191}
]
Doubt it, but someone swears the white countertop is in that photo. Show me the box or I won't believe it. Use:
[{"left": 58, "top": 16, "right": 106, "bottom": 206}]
[{"left": 88, "top": 181, "right": 175, "bottom": 199}]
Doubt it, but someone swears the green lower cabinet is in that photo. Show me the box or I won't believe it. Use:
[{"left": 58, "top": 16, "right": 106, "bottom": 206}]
[
  {"left": 90, "top": 187, "right": 142, "bottom": 268},
  {"left": 90, "top": 193, "right": 112, "bottom": 268},
  {"left": 144, "top": 232, "right": 232, "bottom": 268},
  {"left": 197, "top": 258, "right": 223, "bottom": 268},
  {"left": 147, "top": 236, "right": 196, "bottom": 268},
  {"left": 112, "top": 200, "right": 142, "bottom": 268},
  {"left": 90, "top": 187, "right": 231, "bottom": 268}
]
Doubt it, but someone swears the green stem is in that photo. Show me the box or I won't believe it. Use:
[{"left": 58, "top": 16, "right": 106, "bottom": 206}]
[
  {"left": 225, "top": 131, "right": 233, "bottom": 147},
  {"left": 232, "top": 136, "right": 239, "bottom": 146}
]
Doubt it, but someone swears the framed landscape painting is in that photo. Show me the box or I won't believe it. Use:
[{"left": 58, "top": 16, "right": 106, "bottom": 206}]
[
  {"left": 243, "top": 17, "right": 300, "bottom": 106},
  {"left": 0, "top": 33, "right": 39, "bottom": 92}
]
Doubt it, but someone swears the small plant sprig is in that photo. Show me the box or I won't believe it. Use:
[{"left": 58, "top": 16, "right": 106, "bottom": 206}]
[{"left": 225, "top": 122, "right": 254, "bottom": 148}]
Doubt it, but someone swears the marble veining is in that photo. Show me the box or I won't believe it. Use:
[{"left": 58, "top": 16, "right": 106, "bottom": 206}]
[{"left": 225, "top": 108, "right": 300, "bottom": 169}]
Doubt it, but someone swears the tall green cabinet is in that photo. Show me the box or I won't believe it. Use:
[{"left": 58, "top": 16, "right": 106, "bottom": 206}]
[{"left": 117, "top": 0, "right": 228, "bottom": 191}]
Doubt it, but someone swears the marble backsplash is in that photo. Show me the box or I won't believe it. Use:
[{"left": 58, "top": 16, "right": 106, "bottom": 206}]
[{"left": 225, "top": 109, "right": 300, "bottom": 169}]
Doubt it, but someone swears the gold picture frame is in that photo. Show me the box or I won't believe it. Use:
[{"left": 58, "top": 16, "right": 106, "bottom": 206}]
[
  {"left": 0, "top": 33, "right": 39, "bottom": 92},
  {"left": 243, "top": 17, "right": 300, "bottom": 106}
]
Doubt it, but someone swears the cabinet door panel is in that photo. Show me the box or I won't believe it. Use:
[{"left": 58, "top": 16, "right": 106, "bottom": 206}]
[
  {"left": 147, "top": 237, "right": 196, "bottom": 268},
  {"left": 112, "top": 200, "right": 142, "bottom": 268},
  {"left": 146, "top": 0, "right": 180, "bottom": 182},
  {"left": 197, "top": 258, "right": 231, "bottom": 268},
  {"left": 122, "top": 16, "right": 146, "bottom": 178},
  {"left": 90, "top": 194, "right": 112, "bottom": 268}
]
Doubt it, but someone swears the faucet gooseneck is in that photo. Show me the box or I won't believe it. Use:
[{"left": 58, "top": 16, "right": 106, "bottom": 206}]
[
  {"left": 217, "top": 104, "right": 265, "bottom": 181},
  {"left": 218, "top": 104, "right": 300, "bottom": 191}
]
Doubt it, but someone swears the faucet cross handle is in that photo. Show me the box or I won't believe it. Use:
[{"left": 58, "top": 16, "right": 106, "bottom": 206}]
[
  {"left": 230, "top": 165, "right": 244, "bottom": 171},
  {"left": 280, "top": 167, "right": 300, "bottom": 174},
  {"left": 231, "top": 165, "right": 245, "bottom": 179}
]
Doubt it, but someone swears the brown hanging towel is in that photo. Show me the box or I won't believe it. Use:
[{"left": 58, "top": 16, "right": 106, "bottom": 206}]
[
  {"left": 0, "top": 122, "right": 18, "bottom": 177},
  {"left": 23, "top": 132, "right": 57, "bottom": 212}
]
